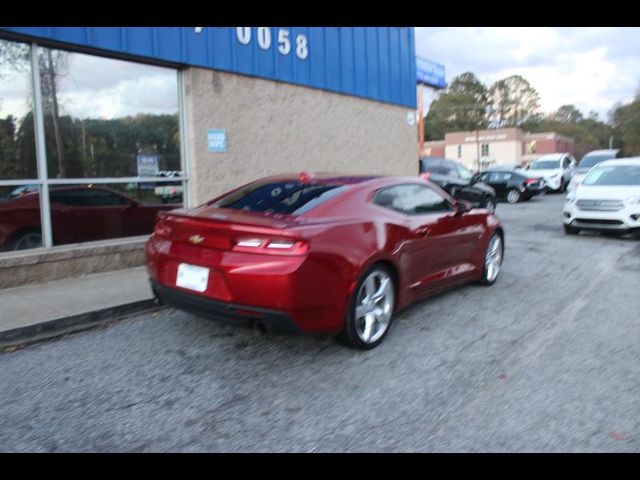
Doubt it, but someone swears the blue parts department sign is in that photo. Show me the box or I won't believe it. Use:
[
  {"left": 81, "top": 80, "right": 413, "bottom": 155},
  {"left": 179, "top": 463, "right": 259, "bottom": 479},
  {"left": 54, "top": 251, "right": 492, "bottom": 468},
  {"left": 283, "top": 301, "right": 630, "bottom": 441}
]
[
  {"left": 136, "top": 154, "right": 159, "bottom": 176},
  {"left": 208, "top": 129, "right": 227, "bottom": 152},
  {"left": 416, "top": 57, "right": 446, "bottom": 89}
]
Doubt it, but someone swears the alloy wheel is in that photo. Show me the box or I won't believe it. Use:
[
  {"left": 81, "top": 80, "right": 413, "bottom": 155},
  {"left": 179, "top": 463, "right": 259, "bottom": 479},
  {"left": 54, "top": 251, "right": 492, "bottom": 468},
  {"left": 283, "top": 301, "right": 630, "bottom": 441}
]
[
  {"left": 484, "top": 234, "right": 503, "bottom": 283},
  {"left": 354, "top": 270, "right": 394, "bottom": 344},
  {"left": 13, "top": 232, "right": 43, "bottom": 250},
  {"left": 506, "top": 190, "right": 520, "bottom": 204}
]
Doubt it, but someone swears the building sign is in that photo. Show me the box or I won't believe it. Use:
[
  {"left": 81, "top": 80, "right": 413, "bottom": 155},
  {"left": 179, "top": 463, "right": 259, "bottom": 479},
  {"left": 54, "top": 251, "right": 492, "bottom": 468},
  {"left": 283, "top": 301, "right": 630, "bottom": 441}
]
[
  {"left": 463, "top": 134, "right": 508, "bottom": 142},
  {"left": 416, "top": 57, "right": 445, "bottom": 89},
  {"left": 208, "top": 129, "right": 227, "bottom": 152},
  {"left": 136, "top": 154, "right": 159, "bottom": 176}
]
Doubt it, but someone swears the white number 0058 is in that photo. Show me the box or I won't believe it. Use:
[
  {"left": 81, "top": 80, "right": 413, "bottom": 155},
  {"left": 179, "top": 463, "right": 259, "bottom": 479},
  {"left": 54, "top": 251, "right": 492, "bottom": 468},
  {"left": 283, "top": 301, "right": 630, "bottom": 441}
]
[{"left": 236, "top": 27, "right": 308, "bottom": 60}]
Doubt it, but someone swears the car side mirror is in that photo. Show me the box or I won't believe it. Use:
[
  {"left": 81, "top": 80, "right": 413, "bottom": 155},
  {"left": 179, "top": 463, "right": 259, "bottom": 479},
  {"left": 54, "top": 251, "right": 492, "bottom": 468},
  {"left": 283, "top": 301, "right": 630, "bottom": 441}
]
[{"left": 455, "top": 200, "right": 472, "bottom": 216}]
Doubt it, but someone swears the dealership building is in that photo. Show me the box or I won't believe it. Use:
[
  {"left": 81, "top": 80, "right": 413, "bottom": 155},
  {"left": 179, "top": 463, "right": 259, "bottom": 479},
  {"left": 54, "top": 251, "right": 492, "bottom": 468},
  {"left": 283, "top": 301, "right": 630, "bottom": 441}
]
[
  {"left": 423, "top": 127, "right": 575, "bottom": 170},
  {"left": 0, "top": 27, "right": 419, "bottom": 287}
]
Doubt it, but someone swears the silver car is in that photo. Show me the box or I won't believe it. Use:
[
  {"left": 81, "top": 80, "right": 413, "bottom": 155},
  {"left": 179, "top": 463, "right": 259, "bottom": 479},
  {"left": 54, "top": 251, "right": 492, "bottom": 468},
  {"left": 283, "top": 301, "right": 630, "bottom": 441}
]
[{"left": 567, "top": 149, "right": 621, "bottom": 192}]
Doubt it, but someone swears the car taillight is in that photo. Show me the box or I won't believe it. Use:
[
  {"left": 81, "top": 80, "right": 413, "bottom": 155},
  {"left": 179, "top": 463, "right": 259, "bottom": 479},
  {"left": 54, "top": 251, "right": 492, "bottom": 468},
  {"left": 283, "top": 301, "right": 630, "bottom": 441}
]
[
  {"left": 525, "top": 178, "right": 538, "bottom": 184},
  {"left": 154, "top": 220, "right": 172, "bottom": 238},
  {"left": 420, "top": 172, "right": 431, "bottom": 181},
  {"left": 233, "top": 237, "right": 309, "bottom": 255}
]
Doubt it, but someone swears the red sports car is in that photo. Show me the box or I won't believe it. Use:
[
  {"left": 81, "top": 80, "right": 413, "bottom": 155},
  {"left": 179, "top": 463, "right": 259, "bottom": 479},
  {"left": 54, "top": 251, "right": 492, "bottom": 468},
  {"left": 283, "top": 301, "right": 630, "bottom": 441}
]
[{"left": 146, "top": 173, "right": 504, "bottom": 349}]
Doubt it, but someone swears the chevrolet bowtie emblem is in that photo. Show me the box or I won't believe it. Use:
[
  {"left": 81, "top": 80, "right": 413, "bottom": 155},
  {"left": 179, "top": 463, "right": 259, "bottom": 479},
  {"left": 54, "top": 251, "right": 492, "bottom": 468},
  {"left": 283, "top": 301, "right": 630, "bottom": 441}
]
[{"left": 189, "top": 235, "right": 204, "bottom": 244}]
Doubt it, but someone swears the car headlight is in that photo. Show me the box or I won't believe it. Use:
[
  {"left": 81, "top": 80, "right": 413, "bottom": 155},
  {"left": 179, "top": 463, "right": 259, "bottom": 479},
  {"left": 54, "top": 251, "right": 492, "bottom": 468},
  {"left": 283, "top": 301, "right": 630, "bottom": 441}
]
[
  {"left": 624, "top": 196, "right": 640, "bottom": 205},
  {"left": 565, "top": 194, "right": 577, "bottom": 204},
  {"left": 549, "top": 173, "right": 560, "bottom": 179}
]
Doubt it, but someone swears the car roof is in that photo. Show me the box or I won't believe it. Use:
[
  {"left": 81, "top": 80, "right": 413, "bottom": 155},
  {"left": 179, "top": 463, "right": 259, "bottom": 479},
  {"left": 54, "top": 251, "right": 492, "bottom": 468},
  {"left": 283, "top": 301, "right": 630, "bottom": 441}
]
[
  {"left": 582, "top": 149, "right": 620, "bottom": 156},
  {"left": 258, "top": 172, "right": 384, "bottom": 186},
  {"left": 597, "top": 157, "right": 640, "bottom": 167},
  {"left": 533, "top": 154, "right": 566, "bottom": 161}
]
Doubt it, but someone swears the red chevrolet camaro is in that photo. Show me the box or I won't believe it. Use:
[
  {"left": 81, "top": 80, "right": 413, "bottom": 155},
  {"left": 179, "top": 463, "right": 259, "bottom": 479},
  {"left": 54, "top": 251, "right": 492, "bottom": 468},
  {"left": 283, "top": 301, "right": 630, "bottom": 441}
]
[{"left": 146, "top": 173, "right": 504, "bottom": 349}]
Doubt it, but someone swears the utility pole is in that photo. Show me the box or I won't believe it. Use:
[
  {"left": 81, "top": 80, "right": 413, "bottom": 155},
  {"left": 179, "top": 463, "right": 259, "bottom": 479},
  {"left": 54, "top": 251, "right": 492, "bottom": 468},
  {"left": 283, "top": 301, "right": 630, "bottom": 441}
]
[
  {"left": 476, "top": 128, "right": 480, "bottom": 173},
  {"left": 417, "top": 84, "right": 424, "bottom": 158}
]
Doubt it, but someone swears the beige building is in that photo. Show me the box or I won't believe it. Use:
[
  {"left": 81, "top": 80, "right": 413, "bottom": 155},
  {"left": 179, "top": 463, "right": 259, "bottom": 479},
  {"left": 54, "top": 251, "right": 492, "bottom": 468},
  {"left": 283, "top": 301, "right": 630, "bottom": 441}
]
[
  {"left": 424, "top": 128, "right": 575, "bottom": 170},
  {"left": 184, "top": 69, "right": 416, "bottom": 206}
]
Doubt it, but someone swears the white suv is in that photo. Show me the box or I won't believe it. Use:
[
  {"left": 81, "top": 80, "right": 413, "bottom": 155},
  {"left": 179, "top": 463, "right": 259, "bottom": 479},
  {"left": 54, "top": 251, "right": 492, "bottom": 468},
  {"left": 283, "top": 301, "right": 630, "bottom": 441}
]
[
  {"left": 563, "top": 158, "right": 640, "bottom": 236},
  {"left": 527, "top": 153, "right": 576, "bottom": 192}
]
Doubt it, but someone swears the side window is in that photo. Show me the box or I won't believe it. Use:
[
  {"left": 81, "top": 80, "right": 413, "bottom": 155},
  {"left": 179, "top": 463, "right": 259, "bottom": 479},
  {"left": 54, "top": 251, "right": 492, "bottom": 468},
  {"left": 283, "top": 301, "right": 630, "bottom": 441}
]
[
  {"left": 87, "top": 190, "right": 129, "bottom": 206},
  {"left": 435, "top": 165, "right": 452, "bottom": 176},
  {"left": 374, "top": 184, "right": 453, "bottom": 215},
  {"left": 488, "top": 172, "right": 511, "bottom": 183},
  {"left": 441, "top": 166, "right": 457, "bottom": 177},
  {"left": 563, "top": 157, "right": 570, "bottom": 169}
]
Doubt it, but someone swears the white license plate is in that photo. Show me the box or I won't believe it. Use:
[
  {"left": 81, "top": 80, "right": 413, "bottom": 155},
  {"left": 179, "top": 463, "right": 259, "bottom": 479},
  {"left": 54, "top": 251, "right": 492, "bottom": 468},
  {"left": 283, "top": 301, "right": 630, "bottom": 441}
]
[{"left": 176, "top": 263, "right": 210, "bottom": 292}]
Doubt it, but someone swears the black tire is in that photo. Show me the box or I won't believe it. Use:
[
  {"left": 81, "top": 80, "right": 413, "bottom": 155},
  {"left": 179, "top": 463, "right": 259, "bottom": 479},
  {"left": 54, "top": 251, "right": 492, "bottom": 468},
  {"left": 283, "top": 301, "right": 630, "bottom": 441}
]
[
  {"left": 338, "top": 264, "right": 396, "bottom": 350},
  {"left": 559, "top": 178, "right": 566, "bottom": 193},
  {"left": 564, "top": 224, "right": 579, "bottom": 235},
  {"left": 478, "top": 232, "right": 503, "bottom": 286},
  {"left": 482, "top": 196, "right": 497, "bottom": 213},
  {"left": 11, "top": 228, "right": 43, "bottom": 250},
  {"left": 505, "top": 189, "right": 521, "bottom": 204}
]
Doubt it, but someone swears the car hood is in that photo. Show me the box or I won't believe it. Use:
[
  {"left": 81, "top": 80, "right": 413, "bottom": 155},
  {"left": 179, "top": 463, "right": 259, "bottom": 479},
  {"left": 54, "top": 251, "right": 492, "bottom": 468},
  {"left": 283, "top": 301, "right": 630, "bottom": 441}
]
[
  {"left": 527, "top": 169, "right": 561, "bottom": 179},
  {"left": 575, "top": 185, "right": 640, "bottom": 200}
]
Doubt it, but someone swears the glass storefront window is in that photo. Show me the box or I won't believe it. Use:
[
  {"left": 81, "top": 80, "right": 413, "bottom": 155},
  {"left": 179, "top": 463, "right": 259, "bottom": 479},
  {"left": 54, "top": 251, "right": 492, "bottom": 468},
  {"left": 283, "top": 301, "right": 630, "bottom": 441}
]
[
  {"left": 0, "top": 39, "right": 37, "bottom": 180},
  {"left": 37, "top": 47, "right": 180, "bottom": 179},
  {"left": 48, "top": 182, "right": 183, "bottom": 246},
  {"left": 0, "top": 184, "right": 43, "bottom": 251},
  {"left": 0, "top": 37, "right": 183, "bottom": 254}
]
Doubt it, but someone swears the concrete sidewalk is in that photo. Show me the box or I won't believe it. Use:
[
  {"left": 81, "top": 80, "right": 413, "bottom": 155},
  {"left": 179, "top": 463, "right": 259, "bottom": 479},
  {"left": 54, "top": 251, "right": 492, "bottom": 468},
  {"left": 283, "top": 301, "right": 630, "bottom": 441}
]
[{"left": 0, "top": 267, "right": 161, "bottom": 348}]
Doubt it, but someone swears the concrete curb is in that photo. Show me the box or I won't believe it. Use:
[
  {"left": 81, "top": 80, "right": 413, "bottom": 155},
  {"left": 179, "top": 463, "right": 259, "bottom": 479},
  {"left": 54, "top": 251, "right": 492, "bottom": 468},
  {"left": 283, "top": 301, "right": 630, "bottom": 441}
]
[{"left": 0, "top": 299, "right": 163, "bottom": 350}]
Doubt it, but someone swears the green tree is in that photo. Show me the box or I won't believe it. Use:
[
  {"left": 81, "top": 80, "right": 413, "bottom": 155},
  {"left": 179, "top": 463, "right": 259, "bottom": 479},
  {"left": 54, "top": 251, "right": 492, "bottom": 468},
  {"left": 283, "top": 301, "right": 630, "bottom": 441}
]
[
  {"left": 488, "top": 75, "right": 541, "bottom": 128},
  {"left": 551, "top": 104, "right": 584, "bottom": 124},
  {"left": 424, "top": 72, "right": 489, "bottom": 141},
  {"left": 611, "top": 94, "right": 640, "bottom": 156}
]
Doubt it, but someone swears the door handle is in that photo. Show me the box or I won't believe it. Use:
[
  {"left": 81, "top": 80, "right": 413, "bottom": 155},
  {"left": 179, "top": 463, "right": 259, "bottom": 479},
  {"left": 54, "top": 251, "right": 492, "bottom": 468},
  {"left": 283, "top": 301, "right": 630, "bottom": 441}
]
[{"left": 415, "top": 226, "right": 431, "bottom": 236}]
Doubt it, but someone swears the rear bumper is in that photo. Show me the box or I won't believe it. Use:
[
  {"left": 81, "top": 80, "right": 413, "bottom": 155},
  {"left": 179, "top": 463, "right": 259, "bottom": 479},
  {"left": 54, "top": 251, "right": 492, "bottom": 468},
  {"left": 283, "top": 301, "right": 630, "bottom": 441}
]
[{"left": 151, "top": 280, "right": 303, "bottom": 334}]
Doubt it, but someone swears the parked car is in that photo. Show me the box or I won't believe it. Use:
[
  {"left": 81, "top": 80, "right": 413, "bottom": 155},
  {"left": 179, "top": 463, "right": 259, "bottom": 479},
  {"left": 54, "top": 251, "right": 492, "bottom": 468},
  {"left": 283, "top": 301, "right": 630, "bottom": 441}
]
[
  {"left": 0, "top": 186, "right": 177, "bottom": 251},
  {"left": 147, "top": 173, "right": 504, "bottom": 350},
  {"left": 418, "top": 157, "right": 497, "bottom": 213},
  {"left": 526, "top": 153, "right": 576, "bottom": 192},
  {"left": 567, "top": 149, "right": 621, "bottom": 192},
  {"left": 154, "top": 171, "right": 184, "bottom": 203},
  {"left": 563, "top": 158, "right": 640, "bottom": 236},
  {"left": 472, "top": 169, "right": 547, "bottom": 204}
]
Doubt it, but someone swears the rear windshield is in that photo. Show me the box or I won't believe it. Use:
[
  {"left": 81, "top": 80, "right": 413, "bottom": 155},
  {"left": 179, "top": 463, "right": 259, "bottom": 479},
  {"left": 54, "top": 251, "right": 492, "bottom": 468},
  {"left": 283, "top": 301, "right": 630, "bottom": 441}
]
[
  {"left": 579, "top": 154, "right": 615, "bottom": 168},
  {"left": 582, "top": 165, "right": 640, "bottom": 186},
  {"left": 210, "top": 181, "right": 348, "bottom": 215},
  {"left": 530, "top": 160, "right": 560, "bottom": 169}
]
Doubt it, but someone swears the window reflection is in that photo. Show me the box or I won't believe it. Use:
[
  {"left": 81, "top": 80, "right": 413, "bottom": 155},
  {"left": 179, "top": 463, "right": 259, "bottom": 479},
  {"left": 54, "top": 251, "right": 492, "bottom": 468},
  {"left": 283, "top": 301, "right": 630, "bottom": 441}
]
[
  {"left": 0, "top": 39, "right": 37, "bottom": 180},
  {"left": 48, "top": 182, "right": 183, "bottom": 246},
  {"left": 0, "top": 184, "right": 43, "bottom": 251},
  {"left": 38, "top": 47, "right": 180, "bottom": 179}
]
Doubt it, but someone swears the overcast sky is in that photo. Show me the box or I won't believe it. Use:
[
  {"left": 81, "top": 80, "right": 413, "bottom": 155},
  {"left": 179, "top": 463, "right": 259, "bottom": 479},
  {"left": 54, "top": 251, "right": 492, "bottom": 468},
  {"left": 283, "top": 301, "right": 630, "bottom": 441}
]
[{"left": 415, "top": 27, "right": 640, "bottom": 121}]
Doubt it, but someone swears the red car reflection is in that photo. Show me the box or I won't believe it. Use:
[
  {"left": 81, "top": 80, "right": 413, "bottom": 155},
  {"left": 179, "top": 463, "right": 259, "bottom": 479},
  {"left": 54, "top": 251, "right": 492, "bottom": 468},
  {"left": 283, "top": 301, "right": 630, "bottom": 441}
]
[
  {"left": 0, "top": 186, "right": 178, "bottom": 250},
  {"left": 146, "top": 173, "right": 505, "bottom": 349}
]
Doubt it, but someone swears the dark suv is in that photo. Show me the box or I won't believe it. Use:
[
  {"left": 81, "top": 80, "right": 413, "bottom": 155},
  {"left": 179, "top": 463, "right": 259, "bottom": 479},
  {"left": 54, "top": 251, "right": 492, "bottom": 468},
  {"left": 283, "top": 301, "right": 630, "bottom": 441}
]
[{"left": 418, "top": 157, "right": 497, "bottom": 212}]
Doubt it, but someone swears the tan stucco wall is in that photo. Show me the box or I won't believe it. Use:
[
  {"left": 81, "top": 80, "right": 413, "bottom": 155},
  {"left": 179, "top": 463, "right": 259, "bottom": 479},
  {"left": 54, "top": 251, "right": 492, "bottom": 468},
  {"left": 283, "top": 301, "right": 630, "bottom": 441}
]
[{"left": 183, "top": 68, "right": 417, "bottom": 205}]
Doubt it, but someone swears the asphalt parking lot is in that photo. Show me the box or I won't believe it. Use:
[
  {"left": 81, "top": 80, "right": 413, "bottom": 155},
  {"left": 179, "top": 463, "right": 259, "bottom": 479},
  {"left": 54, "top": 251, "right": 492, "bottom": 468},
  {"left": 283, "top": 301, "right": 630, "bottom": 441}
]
[{"left": 1, "top": 193, "right": 639, "bottom": 452}]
